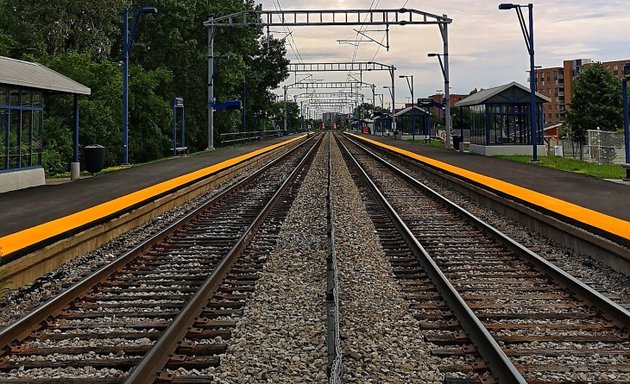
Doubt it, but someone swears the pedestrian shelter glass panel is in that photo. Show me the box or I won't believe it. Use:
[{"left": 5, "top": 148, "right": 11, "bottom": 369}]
[{"left": 0, "top": 86, "right": 44, "bottom": 171}]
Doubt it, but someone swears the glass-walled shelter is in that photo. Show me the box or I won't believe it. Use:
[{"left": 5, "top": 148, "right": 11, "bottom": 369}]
[
  {"left": 393, "top": 106, "right": 430, "bottom": 137},
  {"left": 455, "top": 82, "right": 549, "bottom": 156},
  {"left": 0, "top": 56, "right": 90, "bottom": 193}
]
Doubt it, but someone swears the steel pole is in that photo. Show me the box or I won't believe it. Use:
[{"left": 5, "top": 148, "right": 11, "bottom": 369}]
[
  {"left": 122, "top": 8, "right": 130, "bottom": 165},
  {"left": 73, "top": 95, "right": 79, "bottom": 163},
  {"left": 411, "top": 76, "right": 415, "bottom": 140},
  {"left": 181, "top": 104, "right": 185, "bottom": 148},
  {"left": 391, "top": 68, "right": 396, "bottom": 134},
  {"left": 172, "top": 99, "right": 177, "bottom": 156},
  {"left": 623, "top": 78, "right": 630, "bottom": 178},
  {"left": 528, "top": 4, "right": 538, "bottom": 161},
  {"left": 372, "top": 84, "right": 375, "bottom": 113},
  {"left": 207, "top": 25, "right": 215, "bottom": 150},
  {"left": 283, "top": 86, "right": 288, "bottom": 133},
  {"left": 442, "top": 18, "right": 452, "bottom": 149}
]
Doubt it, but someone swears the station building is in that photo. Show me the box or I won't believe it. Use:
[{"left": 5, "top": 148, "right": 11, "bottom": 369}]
[
  {"left": 0, "top": 56, "right": 90, "bottom": 193},
  {"left": 455, "top": 81, "right": 549, "bottom": 156}
]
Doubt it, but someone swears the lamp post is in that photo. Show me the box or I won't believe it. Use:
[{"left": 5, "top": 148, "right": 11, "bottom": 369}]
[
  {"left": 427, "top": 53, "right": 453, "bottom": 149},
  {"left": 384, "top": 85, "right": 394, "bottom": 136},
  {"left": 122, "top": 6, "right": 157, "bottom": 166},
  {"left": 499, "top": 3, "right": 538, "bottom": 162},
  {"left": 399, "top": 74, "right": 415, "bottom": 140},
  {"left": 374, "top": 93, "right": 384, "bottom": 135},
  {"left": 623, "top": 64, "right": 630, "bottom": 179}
]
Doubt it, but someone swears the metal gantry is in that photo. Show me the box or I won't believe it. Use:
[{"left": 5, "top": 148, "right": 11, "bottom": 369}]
[
  {"left": 206, "top": 9, "right": 450, "bottom": 27},
  {"left": 205, "top": 8, "right": 451, "bottom": 144},
  {"left": 288, "top": 61, "right": 395, "bottom": 73},
  {"left": 287, "top": 61, "right": 396, "bottom": 127},
  {"left": 285, "top": 81, "right": 370, "bottom": 89}
]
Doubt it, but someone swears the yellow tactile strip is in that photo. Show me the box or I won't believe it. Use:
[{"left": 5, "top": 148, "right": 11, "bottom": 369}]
[
  {"left": 348, "top": 133, "right": 630, "bottom": 241},
  {"left": 0, "top": 135, "right": 306, "bottom": 259}
]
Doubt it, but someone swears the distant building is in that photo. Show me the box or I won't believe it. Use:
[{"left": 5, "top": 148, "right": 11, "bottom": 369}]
[{"left": 534, "top": 58, "right": 630, "bottom": 126}]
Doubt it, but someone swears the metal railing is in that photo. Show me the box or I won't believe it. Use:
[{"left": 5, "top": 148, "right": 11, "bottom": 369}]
[{"left": 219, "top": 130, "right": 287, "bottom": 145}]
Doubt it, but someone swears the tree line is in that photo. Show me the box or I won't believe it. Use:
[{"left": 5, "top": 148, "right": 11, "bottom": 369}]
[{"left": 0, "top": 0, "right": 295, "bottom": 174}]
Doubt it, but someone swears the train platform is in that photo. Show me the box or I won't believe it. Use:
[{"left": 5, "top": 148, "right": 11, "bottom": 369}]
[
  {"left": 0, "top": 136, "right": 304, "bottom": 259},
  {"left": 350, "top": 133, "right": 630, "bottom": 242}
]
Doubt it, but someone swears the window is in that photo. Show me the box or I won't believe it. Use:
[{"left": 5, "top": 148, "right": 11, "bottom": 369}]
[
  {"left": 9, "top": 109, "right": 19, "bottom": 168},
  {"left": 0, "top": 88, "right": 8, "bottom": 106},
  {"left": 1, "top": 87, "right": 44, "bottom": 170},
  {"left": 0, "top": 109, "right": 7, "bottom": 170},
  {"left": 21, "top": 110, "right": 32, "bottom": 167}
]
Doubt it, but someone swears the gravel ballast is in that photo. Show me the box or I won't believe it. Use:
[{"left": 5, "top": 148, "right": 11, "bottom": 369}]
[
  {"left": 331, "top": 137, "right": 444, "bottom": 383},
  {"left": 210, "top": 137, "right": 329, "bottom": 383}
]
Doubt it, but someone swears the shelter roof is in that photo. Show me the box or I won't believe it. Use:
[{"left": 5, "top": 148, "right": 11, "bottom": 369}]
[
  {"left": 0, "top": 56, "right": 91, "bottom": 95},
  {"left": 393, "top": 105, "right": 429, "bottom": 117},
  {"left": 455, "top": 81, "right": 549, "bottom": 107}
]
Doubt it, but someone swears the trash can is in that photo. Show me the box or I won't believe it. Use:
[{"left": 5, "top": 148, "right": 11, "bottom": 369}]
[
  {"left": 84, "top": 144, "right": 106, "bottom": 174},
  {"left": 452, "top": 135, "right": 461, "bottom": 150}
]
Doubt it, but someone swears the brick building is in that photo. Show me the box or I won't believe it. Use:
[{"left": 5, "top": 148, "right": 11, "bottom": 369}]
[{"left": 534, "top": 58, "right": 630, "bottom": 126}]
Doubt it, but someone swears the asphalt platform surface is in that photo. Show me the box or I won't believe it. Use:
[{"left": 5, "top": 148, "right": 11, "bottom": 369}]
[
  {"left": 0, "top": 137, "right": 292, "bottom": 237},
  {"left": 356, "top": 134, "right": 630, "bottom": 222}
]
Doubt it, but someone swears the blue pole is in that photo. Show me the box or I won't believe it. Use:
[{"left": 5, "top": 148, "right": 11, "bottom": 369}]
[
  {"left": 73, "top": 95, "right": 79, "bottom": 163},
  {"left": 172, "top": 98, "right": 177, "bottom": 156},
  {"left": 623, "top": 78, "right": 629, "bottom": 178},
  {"left": 122, "top": 8, "right": 129, "bottom": 165},
  {"left": 528, "top": 4, "right": 538, "bottom": 162},
  {"left": 181, "top": 105, "right": 185, "bottom": 148}
]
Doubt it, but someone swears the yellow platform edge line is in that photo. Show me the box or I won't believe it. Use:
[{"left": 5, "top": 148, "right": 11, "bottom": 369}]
[
  {"left": 0, "top": 135, "right": 306, "bottom": 258},
  {"left": 348, "top": 133, "right": 630, "bottom": 241}
]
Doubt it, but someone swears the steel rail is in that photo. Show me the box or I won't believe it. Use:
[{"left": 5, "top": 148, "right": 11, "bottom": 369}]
[
  {"left": 345, "top": 134, "right": 630, "bottom": 330},
  {"left": 0, "top": 136, "right": 313, "bottom": 350},
  {"left": 125, "top": 135, "right": 323, "bottom": 383},
  {"left": 337, "top": 136, "right": 527, "bottom": 384}
]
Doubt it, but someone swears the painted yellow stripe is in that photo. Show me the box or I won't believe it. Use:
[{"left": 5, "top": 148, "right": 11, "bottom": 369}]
[
  {"left": 0, "top": 135, "right": 306, "bottom": 258},
  {"left": 349, "top": 133, "right": 630, "bottom": 241}
]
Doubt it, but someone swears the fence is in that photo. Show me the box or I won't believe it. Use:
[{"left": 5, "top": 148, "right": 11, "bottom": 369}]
[{"left": 558, "top": 129, "right": 625, "bottom": 165}]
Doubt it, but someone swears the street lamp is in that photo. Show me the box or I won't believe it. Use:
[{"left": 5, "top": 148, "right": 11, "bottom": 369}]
[
  {"left": 374, "top": 93, "right": 384, "bottom": 135},
  {"left": 399, "top": 75, "right": 415, "bottom": 140},
  {"left": 122, "top": 6, "right": 157, "bottom": 166},
  {"left": 623, "top": 64, "right": 630, "bottom": 179},
  {"left": 427, "top": 52, "right": 453, "bottom": 149},
  {"left": 384, "top": 86, "right": 394, "bottom": 135},
  {"left": 499, "top": 3, "right": 539, "bottom": 162}
]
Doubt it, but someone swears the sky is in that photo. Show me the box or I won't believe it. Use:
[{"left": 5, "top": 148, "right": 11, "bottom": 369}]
[{"left": 255, "top": 0, "right": 630, "bottom": 111}]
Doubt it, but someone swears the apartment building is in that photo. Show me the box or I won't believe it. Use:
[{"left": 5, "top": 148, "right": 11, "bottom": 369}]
[{"left": 534, "top": 58, "right": 630, "bottom": 126}]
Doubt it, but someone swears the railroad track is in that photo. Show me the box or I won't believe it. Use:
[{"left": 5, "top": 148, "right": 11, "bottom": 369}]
[
  {"left": 0, "top": 134, "right": 321, "bottom": 383},
  {"left": 338, "top": 134, "right": 630, "bottom": 383}
]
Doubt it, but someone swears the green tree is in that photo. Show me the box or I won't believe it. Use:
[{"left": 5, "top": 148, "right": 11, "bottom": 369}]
[
  {"left": 566, "top": 63, "right": 622, "bottom": 144},
  {"left": 42, "top": 52, "right": 172, "bottom": 173},
  {"left": 2, "top": 0, "right": 128, "bottom": 59},
  {"left": 0, "top": 0, "right": 291, "bottom": 174}
]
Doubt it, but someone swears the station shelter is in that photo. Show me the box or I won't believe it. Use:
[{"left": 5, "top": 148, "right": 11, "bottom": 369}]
[
  {"left": 454, "top": 82, "right": 549, "bottom": 156},
  {"left": 393, "top": 106, "right": 430, "bottom": 137},
  {"left": 0, "top": 56, "right": 90, "bottom": 193},
  {"left": 373, "top": 114, "right": 392, "bottom": 135}
]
